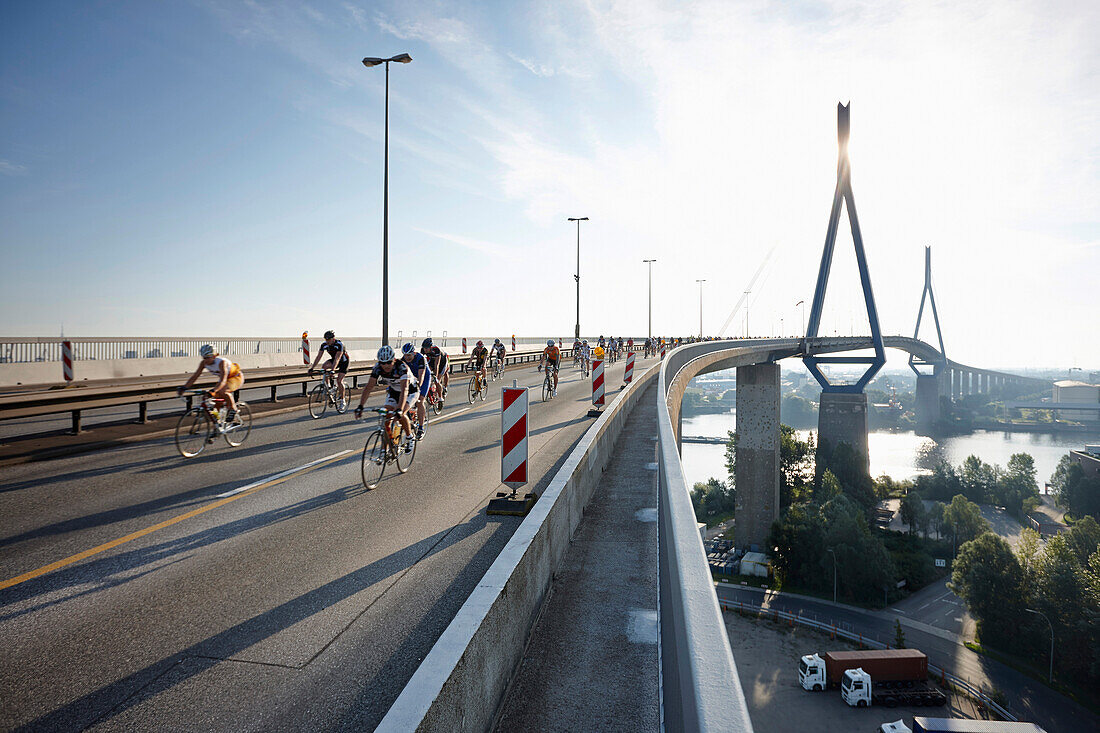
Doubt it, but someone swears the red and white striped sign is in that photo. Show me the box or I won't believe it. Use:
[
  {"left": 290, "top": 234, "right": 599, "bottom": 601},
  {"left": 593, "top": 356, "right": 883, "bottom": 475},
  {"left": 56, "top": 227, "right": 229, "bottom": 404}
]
[
  {"left": 660, "top": 345, "right": 666, "bottom": 359},
  {"left": 462, "top": 338, "right": 467, "bottom": 354},
  {"left": 501, "top": 386, "right": 529, "bottom": 488},
  {"left": 624, "top": 351, "right": 635, "bottom": 383},
  {"left": 61, "top": 340, "right": 74, "bottom": 382},
  {"left": 592, "top": 359, "right": 605, "bottom": 406},
  {"left": 511, "top": 335, "right": 516, "bottom": 351},
  {"left": 302, "top": 332, "right": 310, "bottom": 365},
  {"left": 558, "top": 338, "right": 562, "bottom": 348}
]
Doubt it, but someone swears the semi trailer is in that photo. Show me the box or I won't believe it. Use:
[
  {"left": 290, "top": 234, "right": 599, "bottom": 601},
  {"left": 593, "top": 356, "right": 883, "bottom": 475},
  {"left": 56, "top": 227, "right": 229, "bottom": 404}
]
[{"left": 799, "top": 649, "right": 928, "bottom": 691}]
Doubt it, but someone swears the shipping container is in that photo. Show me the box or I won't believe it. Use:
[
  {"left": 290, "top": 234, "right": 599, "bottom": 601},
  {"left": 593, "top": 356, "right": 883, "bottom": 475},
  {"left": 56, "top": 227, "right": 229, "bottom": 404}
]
[
  {"left": 912, "top": 718, "right": 1046, "bottom": 733},
  {"left": 821, "top": 649, "right": 927, "bottom": 686}
]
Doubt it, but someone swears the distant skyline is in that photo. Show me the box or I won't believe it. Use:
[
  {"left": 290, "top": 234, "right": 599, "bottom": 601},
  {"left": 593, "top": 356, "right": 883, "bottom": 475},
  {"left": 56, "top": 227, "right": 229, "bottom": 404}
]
[{"left": 1, "top": 1, "right": 1097, "bottom": 368}]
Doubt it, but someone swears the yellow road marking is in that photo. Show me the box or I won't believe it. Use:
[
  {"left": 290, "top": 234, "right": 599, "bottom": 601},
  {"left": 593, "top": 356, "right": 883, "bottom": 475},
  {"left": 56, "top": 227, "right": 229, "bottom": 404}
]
[{"left": 0, "top": 451, "right": 354, "bottom": 592}]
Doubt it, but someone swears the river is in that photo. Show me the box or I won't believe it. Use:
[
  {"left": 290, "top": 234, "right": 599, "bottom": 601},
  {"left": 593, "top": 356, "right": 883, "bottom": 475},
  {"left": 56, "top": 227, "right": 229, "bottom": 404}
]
[{"left": 680, "top": 409, "right": 1100, "bottom": 489}]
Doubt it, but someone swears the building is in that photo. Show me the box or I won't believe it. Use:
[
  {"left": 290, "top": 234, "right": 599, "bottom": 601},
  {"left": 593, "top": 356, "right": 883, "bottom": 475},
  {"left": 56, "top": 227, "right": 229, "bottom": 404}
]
[
  {"left": 1070, "top": 447, "right": 1100, "bottom": 480},
  {"left": 1052, "top": 380, "right": 1100, "bottom": 421}
]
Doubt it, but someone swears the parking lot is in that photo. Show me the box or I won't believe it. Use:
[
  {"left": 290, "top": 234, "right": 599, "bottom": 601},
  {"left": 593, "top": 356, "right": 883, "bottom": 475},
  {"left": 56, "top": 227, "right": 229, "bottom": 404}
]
[{"left": 724, "top": 608, "right": 986, "bottom": 733}]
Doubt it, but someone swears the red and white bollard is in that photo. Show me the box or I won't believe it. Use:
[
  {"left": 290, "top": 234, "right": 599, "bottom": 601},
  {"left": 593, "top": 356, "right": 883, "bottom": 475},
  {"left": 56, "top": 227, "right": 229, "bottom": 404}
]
[
  {"left": 511, "top": 335, "right": 516, "bottom": 351},
  {"left": 462, "top": 338, "right": 467, "bottom": 354},
  {"left": 592, "top": 359, "right": 605, "bottom": 407},
  {"left": 501, "top": 386, "right": 529, "bottom": 488},
  {"left": 558, "top": 338, "right": 562, "bottom": 348},
  {"left": 624, "top": 351, "right": 635, "bottom": 384},
  {"left": 61, "top": 340, "right": 74, "bottom": 382},
  {"left": 660, "top": 345, "right": 666, "bottom": 360},
  {"left": 302, "top": 332, "right": 310, "bottom": 365}
]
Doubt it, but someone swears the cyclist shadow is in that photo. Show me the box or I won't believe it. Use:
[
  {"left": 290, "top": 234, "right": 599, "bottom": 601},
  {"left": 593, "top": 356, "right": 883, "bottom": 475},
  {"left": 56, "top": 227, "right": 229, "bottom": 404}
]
[{"left": 15, "top": 512, "right": 516, "bottom": 731}]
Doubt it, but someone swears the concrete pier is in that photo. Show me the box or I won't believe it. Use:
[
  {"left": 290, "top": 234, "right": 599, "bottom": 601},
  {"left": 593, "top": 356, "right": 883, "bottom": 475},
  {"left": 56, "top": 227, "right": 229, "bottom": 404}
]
[
  {"left": 817, "top": 392, "right": 870, "bottom": 475},
  {"left": 915, "top": 374, "right": 941, "bottom": 433},
  {"left": 734, "top": 362, "right": 780, "bottom": 550}
]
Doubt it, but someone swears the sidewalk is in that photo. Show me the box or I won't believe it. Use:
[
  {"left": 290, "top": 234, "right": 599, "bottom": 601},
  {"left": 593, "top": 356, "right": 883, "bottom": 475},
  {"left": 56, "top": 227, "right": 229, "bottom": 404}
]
[{"left": 494, "top": 382, "right": 659, "bottom": 731}]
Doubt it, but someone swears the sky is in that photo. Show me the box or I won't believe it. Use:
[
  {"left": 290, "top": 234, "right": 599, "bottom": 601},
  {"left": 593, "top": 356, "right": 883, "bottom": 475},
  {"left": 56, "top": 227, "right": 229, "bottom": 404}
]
[{"left": 1, "top": 0, "right": 1097, "bottom": 369}]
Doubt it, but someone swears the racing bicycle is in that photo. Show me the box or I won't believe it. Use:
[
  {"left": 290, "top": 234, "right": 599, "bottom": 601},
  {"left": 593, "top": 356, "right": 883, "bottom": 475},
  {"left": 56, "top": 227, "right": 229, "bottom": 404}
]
[
  {"left": 541, "top": 363, "right": 557, "bottom": 401},
  {"left": 307, "top": 369, "right": 347, "bottom": 418},
  {"left": 468, "top": 368, "right": 488, "bottom": 403},
  {"left": 175, "top": 390, "right": 252, "bottom": 458},
  {"left": 359, "top": 407, "right": 419, "bottom": 489}
]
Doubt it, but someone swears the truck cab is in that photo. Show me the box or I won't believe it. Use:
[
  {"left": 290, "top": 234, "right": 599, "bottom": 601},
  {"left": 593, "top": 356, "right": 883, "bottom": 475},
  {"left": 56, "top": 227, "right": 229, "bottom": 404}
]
[
  {"left": 799, "top": 653, "right": 827, "bottom": 691},
  {"left": 841, "top": 667, "right": 872, "bottom": 706}
]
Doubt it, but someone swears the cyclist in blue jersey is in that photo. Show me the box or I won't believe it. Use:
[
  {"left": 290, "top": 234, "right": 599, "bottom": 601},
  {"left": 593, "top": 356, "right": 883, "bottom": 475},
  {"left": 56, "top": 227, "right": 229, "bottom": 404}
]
[
  {"left": 308, "top": 330, "right": 350, "bottom": 410},
  {"left": 401, "top": 342, "right": 431, "bottom": 440},
  {"left": 354, "top": 345, "right": 417, "bottom": 453}
]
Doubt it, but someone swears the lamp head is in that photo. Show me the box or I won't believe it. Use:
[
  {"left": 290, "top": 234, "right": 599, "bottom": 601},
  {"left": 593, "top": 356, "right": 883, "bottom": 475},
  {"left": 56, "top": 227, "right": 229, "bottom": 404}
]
[
  {"left": 362, "top": 57, "right": 384, "bottom": 67},
  {"left": 391, "top": 53, "right": 412, "bottom": 63}
]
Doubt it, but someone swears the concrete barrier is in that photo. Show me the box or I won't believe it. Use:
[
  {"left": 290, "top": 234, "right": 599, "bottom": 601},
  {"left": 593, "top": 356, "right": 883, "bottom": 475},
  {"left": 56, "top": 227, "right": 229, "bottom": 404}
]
[{"left": 376, "top": 364, "right": 660, "bottom": 732}]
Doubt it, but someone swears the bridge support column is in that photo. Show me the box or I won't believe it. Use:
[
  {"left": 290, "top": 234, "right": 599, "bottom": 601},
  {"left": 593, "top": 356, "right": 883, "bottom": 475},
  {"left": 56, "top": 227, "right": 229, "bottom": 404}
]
[
  {"left": 915, "top": 375, "right": 941, "bottom": 434},
  {"left": 734, "top": 362, "right": 780, "bottom": 551},
  {"left": 817, "top": 392, "right": 870, "bottom": 476}
]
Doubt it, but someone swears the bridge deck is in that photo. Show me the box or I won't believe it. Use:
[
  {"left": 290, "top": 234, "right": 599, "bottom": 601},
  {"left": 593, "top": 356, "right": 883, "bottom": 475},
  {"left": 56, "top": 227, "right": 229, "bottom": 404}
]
[{"left": 495, "top": 381, "right": 660, "bottom": 731}]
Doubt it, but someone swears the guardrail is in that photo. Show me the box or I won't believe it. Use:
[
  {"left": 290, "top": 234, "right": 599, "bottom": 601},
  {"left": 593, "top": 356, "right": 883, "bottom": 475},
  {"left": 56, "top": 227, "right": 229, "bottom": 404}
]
[
  {"left": 0, "top": 346, "right": 639, "bottom": 434},
  {"left": 657, "top": 341, "right": 758, "bottom": 732},
  {"left": 720, "top": 599, "right": 1018, "bottom": 722}
]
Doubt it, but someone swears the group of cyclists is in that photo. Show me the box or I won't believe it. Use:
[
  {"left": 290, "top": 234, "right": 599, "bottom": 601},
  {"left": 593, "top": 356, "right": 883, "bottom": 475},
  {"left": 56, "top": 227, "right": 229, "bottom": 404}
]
[{"left": 177, "top": 332, "right": 680, "bottom": 455}]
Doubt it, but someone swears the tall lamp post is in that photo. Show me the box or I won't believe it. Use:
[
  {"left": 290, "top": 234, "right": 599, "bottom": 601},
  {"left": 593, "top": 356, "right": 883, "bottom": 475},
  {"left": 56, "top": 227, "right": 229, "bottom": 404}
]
[
  {"left": 643, "top": 259, "right": 656, "bottom": 339},
  {"left": 568, "top": 217, "right": 589, "bottom": 339},
  {"left": 362, "top": 52, "right": 412, "bottom": 347},
  {"left": 696, "top": 279, "right": 706, "bottom": 339},
  {"left": 1026, "top": 608, "right": 1054, "bottom": 684},
  {"left": 796, "top": 300, "right": 805, "bottom": 337},
  {"left": 827, "top": 547, "right": 837, "bottom": 603}
]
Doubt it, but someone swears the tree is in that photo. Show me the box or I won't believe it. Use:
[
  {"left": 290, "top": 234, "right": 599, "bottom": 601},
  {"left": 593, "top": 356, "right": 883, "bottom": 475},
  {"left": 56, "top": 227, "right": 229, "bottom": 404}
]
[
  {"left": 1051, "top": 455, "right": 1100, "bottom": 520},
  {"left": 961, "top": 455, "right": 998, "bottom": 503},
  {"left": 943, "top": 494, "right": 990, "bottom": 552},
  {"left": 779, "top": 425, "right": 814, "bottom": 508},
  {"left": 950, "top": 532, "right": 1025, "bottom": 647},
  {"left": 899, "top": 492, "right": 927, "bottom": 536},
  {"left": 1016, "top": 528, "right": 1042, "bottom": 596},
  {"left": 994, "top": 453, "right": 1040, "bottom": 518},
  {"left": 928, "top": 501, "right": 947, "bottom": 539},
  {"left": 894, "top": 618, "right": 906, "bottom": 649},
  {"left": 691, "top": 478, "right": 736, "bottom": 524}
]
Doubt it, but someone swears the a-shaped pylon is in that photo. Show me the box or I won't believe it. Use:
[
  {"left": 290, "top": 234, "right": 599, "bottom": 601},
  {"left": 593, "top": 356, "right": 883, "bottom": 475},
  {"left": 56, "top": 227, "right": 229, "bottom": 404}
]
[
  {"left": 802, "top": 102, "right": 886, "bottom": 393},
  {"left": 909, "top": 246, "right": 948, "bottom": 375}
]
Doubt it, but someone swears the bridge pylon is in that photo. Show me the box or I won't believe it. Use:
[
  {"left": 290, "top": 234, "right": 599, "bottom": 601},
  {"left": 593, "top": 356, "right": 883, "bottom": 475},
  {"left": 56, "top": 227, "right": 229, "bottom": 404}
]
[
  {"left": 802, "top": 102, "right": 883, "bottom": 476},
  {"left": 909, "top": 246, "right": 949, "bottom": 432}
]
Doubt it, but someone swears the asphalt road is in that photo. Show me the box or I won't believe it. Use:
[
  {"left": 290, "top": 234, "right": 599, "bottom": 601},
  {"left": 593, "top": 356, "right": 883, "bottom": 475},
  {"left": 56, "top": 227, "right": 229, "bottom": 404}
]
[
  {"left": 0, "top": 353, "right": 655, "bottom": 731},
  {"left": 716, "top": 584, "right": 1098, "bottom": 733}
]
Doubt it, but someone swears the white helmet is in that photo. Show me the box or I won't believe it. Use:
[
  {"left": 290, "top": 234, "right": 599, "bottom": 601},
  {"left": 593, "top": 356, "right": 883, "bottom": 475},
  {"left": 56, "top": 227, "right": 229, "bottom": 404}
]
[
  {"left": 199, "top": 344, "right": 216, "bottom": 358},
  {"left": 547, "top": 339, "right": 555, "bottom": 346},
  {"left": 377, "top": 345, "right": 395, "bottom": 362}
]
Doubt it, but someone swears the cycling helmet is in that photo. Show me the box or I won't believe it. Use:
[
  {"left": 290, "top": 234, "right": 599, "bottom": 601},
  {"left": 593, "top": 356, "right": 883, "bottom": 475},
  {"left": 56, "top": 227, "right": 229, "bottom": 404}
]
[
  {"left": 494, "top": 338, "right": 501, "bottom": 344},
  {"left": 477, "top": 340, "right": 484, "bottom": 347},
  {"left": 377, "top": 345, "right": 395, "bottom": 362},
  {"left": 323, "top": 330, "right": 335, "bottom": 340},
  {"left": 422, "top": 338, "right": 433, "bottom": 348},
  {"left": 547, "top": 339, "right": 555, "bottom": 346},
  {"left": 199, "top": 344, "right": 216, "bottom": 358},
  {"left": 401, "top": 342, "right": 415, "bottom": 355}
]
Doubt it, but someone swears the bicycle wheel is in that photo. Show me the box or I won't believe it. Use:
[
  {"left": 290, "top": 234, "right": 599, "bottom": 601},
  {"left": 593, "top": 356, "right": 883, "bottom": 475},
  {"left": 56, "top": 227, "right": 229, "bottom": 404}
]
[
  {"left": 361, "top": 430, "right": 387, "bottom": 489},
  {"left": 222, "top": 403, "right": 252, "bottom": 447},
  {"left": 542, "top": 377, "right": 551, "bottom": 402},
  {"left": 430, "top": 390, "right": 443, "bottom": 416},
  {"left": 479, "top": 377, "right": 487, "bottom": 401},
  {"left": 468, "top": 377, "right": 477, "bottom": 404},
  {"left": 404, "top": 422, "right": 419, "bottom": 468},
  {"left": 308, "top": 384, "right": 328, "bottom": 418},
  {"left": 175, "top": 409, "right": 212, "bottom": 458}
]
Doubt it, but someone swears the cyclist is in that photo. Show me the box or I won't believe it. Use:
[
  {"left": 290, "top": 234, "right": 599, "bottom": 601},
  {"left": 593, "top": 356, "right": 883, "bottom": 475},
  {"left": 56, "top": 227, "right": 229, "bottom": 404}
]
[
  {"left": 401, "top": 342, "right": 431, "bottom": 441},
  {"left": 421, "top": 337, "right": 449, "bottom": 397},
  {"left": 580, "top": 339, "right": 591, "bottom": 372},
  {"left": 470, "top": 339, "right": 489, "bottom": 386},
  {"left": 572, "top": 338, "right": 582, "bottom": 367},
  {"left": 492, "top": 338, "right": 506, "bottom": 374},
  {"left": 354, "top": 345, "right": 416, "bottom": 453},
  {"left": 177, "top": 344, "right": 244, "bottom": 423},
  {"left": 539, "top": 338, "right": 561, "bottom": 393},
  {"left": 308, "top": 330, "right": 349, "bottom": 411},
  {"left": 598, "top": 335, "right": 606, "bottom": 350}
]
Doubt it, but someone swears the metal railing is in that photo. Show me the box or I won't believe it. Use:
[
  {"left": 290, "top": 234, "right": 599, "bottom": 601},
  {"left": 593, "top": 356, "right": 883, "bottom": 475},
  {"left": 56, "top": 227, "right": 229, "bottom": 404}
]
[
  {"left": 0, "top": 336, "right": 640, "bottom": 363},
  {"left": 720, "top": 600, "right": 1018, "bottom": 723}
]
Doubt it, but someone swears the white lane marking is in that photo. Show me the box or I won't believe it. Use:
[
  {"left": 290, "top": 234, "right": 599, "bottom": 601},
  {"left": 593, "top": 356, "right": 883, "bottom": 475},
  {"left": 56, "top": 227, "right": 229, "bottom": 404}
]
[
  {"left": 636, "top": 508, "right": 657, "bottom": 522},
  {"left": 429, "top": 406, "right": 471, "bottom": 424},
  {"left": 216, "top": 450, "right": 355, "bottom": 498},
  {"left": 628, "top": 609, "right": 659, "bottom": 644},
  {"left": 645, "top": 462, "right": 659, "bottom": 470}
]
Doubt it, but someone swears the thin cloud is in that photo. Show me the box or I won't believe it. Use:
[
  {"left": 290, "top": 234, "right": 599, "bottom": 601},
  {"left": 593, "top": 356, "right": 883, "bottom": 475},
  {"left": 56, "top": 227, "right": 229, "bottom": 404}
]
[
  {"left": 414, "top": 228, "right": 522, "bottom": 260},
  {"left": 0, "top": 159, "right": 27, "bottom": 176}
]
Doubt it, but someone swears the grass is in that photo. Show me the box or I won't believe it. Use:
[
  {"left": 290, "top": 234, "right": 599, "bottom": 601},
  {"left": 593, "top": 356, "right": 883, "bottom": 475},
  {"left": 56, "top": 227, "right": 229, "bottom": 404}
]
[{"left": 964, "top": 640, "right": 1100, "bottom": 715}]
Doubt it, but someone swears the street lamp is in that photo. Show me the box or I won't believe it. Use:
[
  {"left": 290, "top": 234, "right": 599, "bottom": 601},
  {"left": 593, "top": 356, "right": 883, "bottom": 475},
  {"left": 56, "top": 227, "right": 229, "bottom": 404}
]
[
  {"left": 796, "top": 300, "right": 805, "bottom": 337},
  {"left": 696, "top": 279, "right": 706, "bottom": 339},
  {"left": 744, "top": 290, "right": 751, "bottom": 337},
  {"left": 568, "top": 217, "right": 589, "bottom": 340},
  {"left": 827, "top": 547, "right": 837, "bottom": 603},
  {"left": 1026, "top": 608, "right": 1054, "bottom": 684},
  {"left": 362, "top": 52, "right": 413, "bottom": 346},
  {"left": 643, "top": 259, "right": 656, "bottom": 339}
]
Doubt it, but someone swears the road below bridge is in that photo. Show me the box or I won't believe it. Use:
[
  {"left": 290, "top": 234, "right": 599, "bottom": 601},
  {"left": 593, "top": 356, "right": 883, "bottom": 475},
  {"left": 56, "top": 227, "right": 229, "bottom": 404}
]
[{"left": 0, "top": 353, "right": 657, "bottom": 731}]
